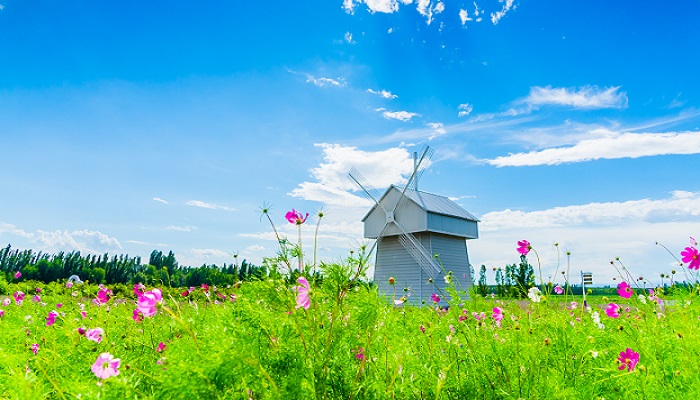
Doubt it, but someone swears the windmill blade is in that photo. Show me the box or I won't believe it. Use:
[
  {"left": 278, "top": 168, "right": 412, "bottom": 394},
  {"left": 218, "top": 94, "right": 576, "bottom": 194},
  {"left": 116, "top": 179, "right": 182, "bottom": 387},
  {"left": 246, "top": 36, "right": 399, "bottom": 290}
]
[
  {"left": 348, "top": 167, "right": 382, "bottom": 205},
  {"left": 396, "top": 232, "right": 441, "bottom": 277}
]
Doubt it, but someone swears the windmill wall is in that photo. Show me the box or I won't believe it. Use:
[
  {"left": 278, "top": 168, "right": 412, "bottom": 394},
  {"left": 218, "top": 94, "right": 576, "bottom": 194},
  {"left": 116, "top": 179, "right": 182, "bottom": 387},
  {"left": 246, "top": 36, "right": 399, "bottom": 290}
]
[{"left": 374, "top": 232, "right": 474, "bottom": 305}]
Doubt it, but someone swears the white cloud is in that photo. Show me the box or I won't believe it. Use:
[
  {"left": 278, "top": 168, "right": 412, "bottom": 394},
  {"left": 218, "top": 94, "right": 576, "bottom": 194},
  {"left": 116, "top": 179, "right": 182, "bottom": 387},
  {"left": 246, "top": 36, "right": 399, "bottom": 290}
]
[
  {"left": 166, "top": 225, "right": 197, "bottom": 232},
  {"left": 343, "top": 0, "right": 357, "bottom": 14},
  {"left": 289, "top": 143, "right": 416, "bottom": 207},
  {"left": 491, "top": 0, "right": 515, "bottom": 25},
  {"left": 459, "top": 9, "right": 472, "bottom": 25},
  {"left": 426, "top": 122, "right": 446, "bottom": 139},
  {"left": 125, "top": 240, "right": 150, "bottom": 245},
  {"left": 367, "top": 88, "right": 398, "bottom": 99},
  {"left": 471, "top": 191, "right": 700, "bottom": 284},
  {"left": 305, "top": 74, "right": 347, "bottom": 88},
  {"left": 186, "top": 200, "right": 236, "bottom": 211},
  {"left": 0, "top": 223, "right": 122, "bottom": 254},
  {"left": 152, "top": 197, "right": 169, "bottom": 204},
  {"left": 523, "top": 85, "right": 628, "bottom": 109},
  {"left": 417, "top": 0, "right": 445, "bottom": 25},
  {"left": 346, "top": 0, "right": 414, "bottom": 14},
  {"left": 473, "top": 2, "right": 483, "bottom": 22},
  {"left": 487, "top": 129, "right": 700, "bottom": 166},
  {"left": 0, "top": 5, "right": 5, "bottom": 11},
  {"left": 480, "top": 191, "right": 700, "bottom": 232},
  {"left": 344, "top": 32, "right": 355, "bottom": 44},
  {"left": 246, "top": 245, "right": 265, "bottom": 251},
  {"left": 458, "top": 103, "right": 473, "bottom": 117},
  {"left": 378, "top": 109, "right": 419, "bottom": 121},
  {"left": 190, "top": 248, "right": 231, "bottom": 259}
]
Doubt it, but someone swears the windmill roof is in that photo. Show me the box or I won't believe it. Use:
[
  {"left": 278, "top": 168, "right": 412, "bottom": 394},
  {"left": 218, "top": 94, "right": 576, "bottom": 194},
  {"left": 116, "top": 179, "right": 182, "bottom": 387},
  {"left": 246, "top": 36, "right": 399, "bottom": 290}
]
[{"left": 362, "top": 185, "right": 480, "bottom": 222}]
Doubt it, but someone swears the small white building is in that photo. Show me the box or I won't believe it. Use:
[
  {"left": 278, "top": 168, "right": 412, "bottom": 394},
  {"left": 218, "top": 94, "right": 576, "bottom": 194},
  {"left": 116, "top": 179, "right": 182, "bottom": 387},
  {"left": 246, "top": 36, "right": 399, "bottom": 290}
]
[{"left": 363, "top": 185, "right": 479, "bottom": 304}]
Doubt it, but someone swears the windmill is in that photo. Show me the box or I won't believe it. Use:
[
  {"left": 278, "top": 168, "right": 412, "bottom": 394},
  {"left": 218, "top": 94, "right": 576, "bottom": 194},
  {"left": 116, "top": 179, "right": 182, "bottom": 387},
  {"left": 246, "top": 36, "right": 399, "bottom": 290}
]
[{"left": 349, "top": 146, "right": 479, "bottom": 304}]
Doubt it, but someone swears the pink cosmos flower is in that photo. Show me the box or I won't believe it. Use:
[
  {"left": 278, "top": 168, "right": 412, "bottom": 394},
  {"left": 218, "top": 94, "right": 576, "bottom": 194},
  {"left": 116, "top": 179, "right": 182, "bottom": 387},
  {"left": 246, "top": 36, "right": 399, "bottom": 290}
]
[
  {"left": 181, "top": 289, "right": 190, "bottom": 297},
  {"left": 605, "top": 303, "right": 621, "bottom": 318},
  {"left": 554, "top": 285, "right": 564, "bottom": 295},
  {"left": 617, "top": 281, "right": 633, "bottom": 299},
  {"left": 94, "top": 286, "right": 113, "bottom": 306},
  {"left": 617, "top": 348, "right": 640, "bottom": 371},
  {"left": 0, "top": 310, "right": 4, "bottom": 318},
  {"left": 133, "top": 283, "right": 145, "bottom": 296},
  {"left": 132, "top": 309, "right": 144, "bottom": 322},
  {"left": 492, "top": 307, "right": 504, "bottom": 327},
  {"left": 77, "top": 327, "right": 87, "bottom": 336},
  {"left": 31, "top": 343, "right": 39, "bottom": 355},
  {"left": 2, "top": 298, "right": 10, "bottom": 307},
  {"left": 46, "top": 310, "right": 58, "bottom": 326},
  {"left": 91, "top": 352, "right": 121, "bottom": 380},
  {"left": 80, "top": 311, "right": 88, "bottom": 319},
  {"left": 472, "top": 311, "right": 486, "bottom": 321},
  {"left": 681, "top": 246, "right": 700, "bottom": 270},
  {"left": 285, "top": 209, "right": 309, "bottom": 225},
  {"left": 56, "top": 303, "right": 62, "bottom": 308},
  {"left": 229, "top": 294, "right": 236, "bottom": 302},
  {"left": 517, "top": 240, "right": 531, "bottom": 256},
  {"left": 156, "top": 342, "right": 166, "bottom": 352},
  {"left": 419, "top": 325, "right": 426, "bottom": 333},
  {"left": 295, "top": 277, "right": 311, "bottom": 310},
  {"left": 430, "top": 294, "right": 441, "bottom": 303},
  {"left": 35, "top": 287, "right": 42, "bottom": 293},
  {"left": 14, "top": 271, "right": 21, "bottom": 279},
  {"left": 66, "top": 281, "right": 73, "bottom": 288},
  {"left": 355, "top": 347, "right": 365, "bottom": 361},
  {"left": 86, "top": 327, "right": 104, "bottom": 343},
  {"left": 137, "top": 289, "right": 163, "bottom": 317},
  {"left": 13, "top": 291, "right": 25, "bottom": 306},
  {"left": 201, "top": 283, "right": 210, "bottom": 292}
]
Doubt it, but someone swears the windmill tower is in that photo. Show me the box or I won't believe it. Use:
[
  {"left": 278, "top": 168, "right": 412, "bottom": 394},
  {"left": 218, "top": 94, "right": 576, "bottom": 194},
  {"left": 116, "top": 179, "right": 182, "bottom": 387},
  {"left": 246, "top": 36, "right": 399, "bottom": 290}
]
[{"left": 349, "top": 147, "right": 479, "bottom": 304}]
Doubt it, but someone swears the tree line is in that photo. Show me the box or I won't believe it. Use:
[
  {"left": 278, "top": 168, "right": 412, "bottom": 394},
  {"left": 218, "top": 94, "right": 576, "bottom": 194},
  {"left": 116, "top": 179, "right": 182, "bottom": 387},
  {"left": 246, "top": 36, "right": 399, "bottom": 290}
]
[{"left": 0, "top": 244, "right": 272, "bottom": 287}]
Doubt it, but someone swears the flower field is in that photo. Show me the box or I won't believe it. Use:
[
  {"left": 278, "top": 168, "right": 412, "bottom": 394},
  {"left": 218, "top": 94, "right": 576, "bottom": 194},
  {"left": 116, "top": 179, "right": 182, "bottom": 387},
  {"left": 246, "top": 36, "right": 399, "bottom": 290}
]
[{"left": 2, "top": 241, "right": 700, "bottom": 399}]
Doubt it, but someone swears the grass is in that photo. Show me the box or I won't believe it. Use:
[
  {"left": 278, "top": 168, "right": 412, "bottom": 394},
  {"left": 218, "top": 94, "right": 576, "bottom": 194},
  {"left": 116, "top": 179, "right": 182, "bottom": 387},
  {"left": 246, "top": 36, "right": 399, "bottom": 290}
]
[{"left": 1, "top": 265, "right": 700, "bottom": 399}]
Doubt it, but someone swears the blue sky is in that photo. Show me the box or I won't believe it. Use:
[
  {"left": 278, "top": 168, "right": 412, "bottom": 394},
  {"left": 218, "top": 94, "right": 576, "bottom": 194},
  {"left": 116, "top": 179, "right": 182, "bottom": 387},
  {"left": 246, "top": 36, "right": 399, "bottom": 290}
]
[{"left": 1, "top": 1, "right": 700, "bottom": 285}]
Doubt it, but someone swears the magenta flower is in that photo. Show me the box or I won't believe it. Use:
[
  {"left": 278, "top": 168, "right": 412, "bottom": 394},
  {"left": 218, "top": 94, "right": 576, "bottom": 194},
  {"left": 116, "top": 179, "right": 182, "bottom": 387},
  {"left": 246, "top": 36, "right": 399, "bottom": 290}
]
[
  {"left": 617, "top": 281, "right": 633, "bottom": 299},
  {"left": 46, "top": 310, "right": 58, "bottom": 326},
  {"left": 156, "top": 342, "right": 166, "bottom": 352},
  {"left": 201, "top": 283, "right": 210, "bottom": 292},
  {"left": 77, "top": 327, "right": 87, "bottom": 336},
  {"left": 554, "top": 285, "right": 564, "bottom": 295},
  {"left": 617, "top": 348, "right": 640, "bottom": 371},
  {"left": 295, "top": 277, "right": 311, "bottom": 310},
  {"left": 31, "top": 343, "right": 39, "bottom": 355},
  {"left": 94, "top": 285, "right": 113, "bottom": 306},
  {"left": 136, "top": 288, "right": 163, "bottom": 317},
  {"left": 355, "top": 347, "right": 365, "bottom": 361},
  {"left": 517, "top": 240, "right": 531, "bottom": 256},
  {"left": 56, "top": 303, "right": 63, "bottom": 308},
  {"left": 13, "top": 291, "right": 25, "bottom": 306},
  {"left": 681, "top": 246, "right": 700, "bottom": 270},
  {"left": 605, "top": 303, "right": 621, "bottom": 318},
  {"left": 132, "top": 309, "right": 144, "bottom": 322},
  {"left": 86, "top": 327, "right": 104, "bottom": 343},
  {"left": 492, "top": 307, "right": 504, "bottom": 327},
  {"left": 285, "top": 209, "right": 309, "bottom": 225},
  {"left": 91, "top": 352, "right": 121, "bottom": 380},
  {"left": 430, "top": 294, "right": 441, "bottom": 303},
  {"left": 14, "top": 271, "right": 21, "bottom": 279},
  {"left": 133, "top": 283, "right": 145, "bottom": 296},
  {"left": 35, "top": 287, "right": 42, "bottom": 293},
  {"left": 32, "top": 295, "right": 41, "bottom": 303},
  {"left": 66, "top": 281, "right": 73, "bottom": 288},
  {"left": 0, "top": 310, "right": 4, "bottom": 318}
]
